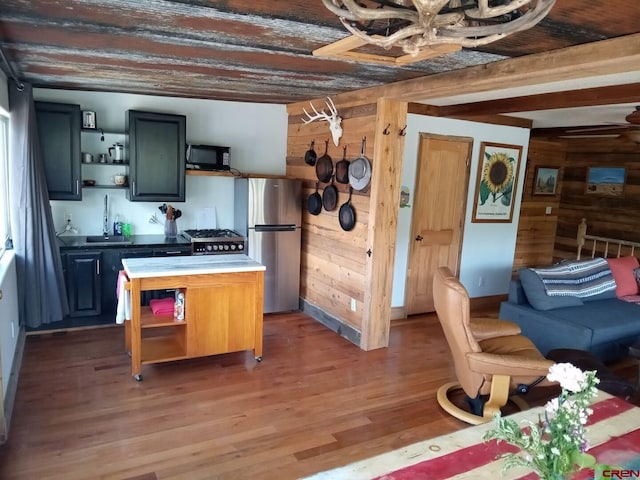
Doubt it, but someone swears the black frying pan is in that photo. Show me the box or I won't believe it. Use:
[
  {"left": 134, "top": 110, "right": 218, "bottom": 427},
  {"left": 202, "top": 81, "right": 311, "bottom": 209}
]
[
  {"left": 316, "top": 140, "right": 333, "bottom": 183},
  {"left": 322, "top": 175, "right": 338, "bottom": 211},
  {"left": 304, "top": 140, "right": 317, "bottom": 166},
  {"left": 335, "top": 145, "right": 350, "bottom": 184},
  {"left": 307, "top": 182, "right": 322, "bottom": 215},
  {"left": 339, "top": 187, "right": 356, "bottom": 231}
]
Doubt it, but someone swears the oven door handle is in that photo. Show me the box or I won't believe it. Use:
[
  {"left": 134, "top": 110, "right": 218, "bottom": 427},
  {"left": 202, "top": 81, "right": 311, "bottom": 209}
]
[{"left": 254, "top": 224, "right": 297, "bottom": 232}]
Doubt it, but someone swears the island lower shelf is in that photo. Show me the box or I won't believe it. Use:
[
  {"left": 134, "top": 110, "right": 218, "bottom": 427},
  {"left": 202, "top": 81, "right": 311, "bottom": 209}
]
[{"left": 122, "top": 256, "right": 265, "bottom": 380}]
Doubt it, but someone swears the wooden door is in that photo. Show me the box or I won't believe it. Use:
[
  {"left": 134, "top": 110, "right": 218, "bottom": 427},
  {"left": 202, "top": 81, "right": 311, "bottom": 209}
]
[{"left": 405, "top": 133, "right": 472, "bottom": 315}]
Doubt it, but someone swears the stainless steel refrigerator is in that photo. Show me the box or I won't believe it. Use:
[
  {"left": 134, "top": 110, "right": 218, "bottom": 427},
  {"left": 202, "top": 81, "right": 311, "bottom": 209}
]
[{"left": 234, "top": 178, "right": 302, "bottom": 313}]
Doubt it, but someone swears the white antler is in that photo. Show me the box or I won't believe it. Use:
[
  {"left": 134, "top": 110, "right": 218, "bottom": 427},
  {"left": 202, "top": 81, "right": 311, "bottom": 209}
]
[{"left": 302, "top": 97, "right": 343, "bottom": 146}]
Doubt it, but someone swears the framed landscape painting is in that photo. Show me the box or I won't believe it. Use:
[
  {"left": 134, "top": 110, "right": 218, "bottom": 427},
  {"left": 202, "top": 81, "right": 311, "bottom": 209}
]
[
  {"left": 472, "top": 141, "right": 522, "bottom": 223},
  {"left": 585, "top": 167, "right": 626, "bottom": 197},
  {"left": 533, "top": 166, "right": 559, "bottom": 196}
]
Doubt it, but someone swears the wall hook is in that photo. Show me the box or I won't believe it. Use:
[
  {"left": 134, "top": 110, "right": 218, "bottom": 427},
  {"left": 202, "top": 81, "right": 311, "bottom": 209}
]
[
  {"left": 383, "top": 123, "right": 391, "bottom": 135},
  {"left": 366, "top": 249, "right": 372, "bottom": 257},
  {"left": 399, "top": 125, "right": 407, "bottom": 136}
]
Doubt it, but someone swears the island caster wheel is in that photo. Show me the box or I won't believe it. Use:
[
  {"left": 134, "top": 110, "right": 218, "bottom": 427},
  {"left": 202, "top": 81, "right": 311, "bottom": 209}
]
[
  {"left": 134, "top": 374, "right": 143, "bottom": 382},
  {"left": 255, "top": 356, "right": 263, "bottom": 363}
]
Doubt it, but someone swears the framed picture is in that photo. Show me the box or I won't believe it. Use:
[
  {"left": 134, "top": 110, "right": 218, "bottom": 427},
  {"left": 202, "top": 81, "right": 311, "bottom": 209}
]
[
  {"left": 585, "top": 166, "right": 626, "bottom": 197},
  {"left": 472, "top": 141, "right": 522, "bottom": 223},
  {"left": 533, "top": 166, "right": 559, "bottom": 196}
]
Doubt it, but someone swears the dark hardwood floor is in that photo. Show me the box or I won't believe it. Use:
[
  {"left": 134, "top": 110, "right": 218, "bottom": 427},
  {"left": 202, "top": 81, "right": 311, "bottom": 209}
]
[{"left": 0, "top": 312, "right": 637, "bottom": 479}]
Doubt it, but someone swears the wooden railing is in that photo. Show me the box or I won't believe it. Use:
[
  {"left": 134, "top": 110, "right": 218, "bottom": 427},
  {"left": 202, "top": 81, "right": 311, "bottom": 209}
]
[{"left": 576, "top": 218, "right": 640, "bottom": 259}]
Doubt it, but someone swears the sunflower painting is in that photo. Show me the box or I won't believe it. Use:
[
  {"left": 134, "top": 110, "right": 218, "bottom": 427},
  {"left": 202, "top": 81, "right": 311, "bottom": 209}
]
[{"left": 472, "top": 142, "right": 522, "bottom": 223}]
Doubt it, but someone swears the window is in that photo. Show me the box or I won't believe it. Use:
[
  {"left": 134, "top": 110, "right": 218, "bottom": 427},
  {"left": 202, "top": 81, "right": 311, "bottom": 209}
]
[{"left": 0, "top": 111, "right": 10, "bottom": 256}]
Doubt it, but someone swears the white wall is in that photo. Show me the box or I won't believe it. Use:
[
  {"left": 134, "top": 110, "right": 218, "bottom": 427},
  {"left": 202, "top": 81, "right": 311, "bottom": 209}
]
[
  {"left": 33, "top": 88, "right": 287, "bottom": 235},
  {"left": 392, "top": 114, "right": 531, "bottom": 306}
]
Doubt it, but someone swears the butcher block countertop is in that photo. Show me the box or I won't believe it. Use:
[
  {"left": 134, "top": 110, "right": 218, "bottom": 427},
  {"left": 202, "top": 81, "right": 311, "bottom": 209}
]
[{"left": 122, "top": 254, "right": 265, "bottom": 278}]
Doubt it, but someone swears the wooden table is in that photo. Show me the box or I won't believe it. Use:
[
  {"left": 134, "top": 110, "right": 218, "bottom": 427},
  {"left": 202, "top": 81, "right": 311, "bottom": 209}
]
[
  {"left": 305, "top": 391, "right": 640, "bottom": 480},
  {"left": 122, "top": 254, "right": 265, "bottom": 381}
]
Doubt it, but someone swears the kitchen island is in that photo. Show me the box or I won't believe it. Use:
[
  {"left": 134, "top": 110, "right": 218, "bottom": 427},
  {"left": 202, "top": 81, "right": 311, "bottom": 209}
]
[{"left": 122, "top": 254, "right": 265, "bottom": 381}]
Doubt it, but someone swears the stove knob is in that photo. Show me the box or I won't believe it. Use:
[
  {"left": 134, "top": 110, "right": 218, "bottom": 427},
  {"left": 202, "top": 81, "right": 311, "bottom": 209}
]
[
  {"left": 212, "top": 244, "right": 218, "bottom": 251},
  {"left": 237, "top": 244, "right": 244, "bottom": 250},
  {"left": 230, "top": 244, "right": 236, "bottom": 251},
  {"left": 224, "top": 244, "right": 230, "bottom": 251},
  {"left": 205, "top": 244, "right": 213, "bottom": 252}
]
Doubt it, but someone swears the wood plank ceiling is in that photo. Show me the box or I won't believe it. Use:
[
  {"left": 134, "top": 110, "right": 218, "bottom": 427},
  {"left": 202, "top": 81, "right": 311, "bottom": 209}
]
[{"left": 1, "top": 0, "right": 638, "bottom": 106}]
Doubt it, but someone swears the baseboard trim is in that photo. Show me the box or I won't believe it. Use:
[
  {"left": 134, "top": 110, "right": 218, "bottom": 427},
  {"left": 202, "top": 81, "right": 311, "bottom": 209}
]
[
  {"left": 469, "top": 294, "right": 507, "bottom": 314},
  {"left": 300, "top": 299, "right": 361, "bottom": 348},
  {"left": 390, "top": 306, "right": 406, "bottom": 321}
]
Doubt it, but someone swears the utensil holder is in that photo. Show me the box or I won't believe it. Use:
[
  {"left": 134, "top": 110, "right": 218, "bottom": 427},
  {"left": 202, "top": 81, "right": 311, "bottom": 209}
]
[{"left": 164, "top": 219, "right": 177, "bottom": 238}]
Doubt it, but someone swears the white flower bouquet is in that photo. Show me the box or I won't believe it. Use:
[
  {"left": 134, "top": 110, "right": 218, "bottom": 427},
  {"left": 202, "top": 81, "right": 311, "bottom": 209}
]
[{"left": 483, "top": 363, "right": 603, "bottom": 479}]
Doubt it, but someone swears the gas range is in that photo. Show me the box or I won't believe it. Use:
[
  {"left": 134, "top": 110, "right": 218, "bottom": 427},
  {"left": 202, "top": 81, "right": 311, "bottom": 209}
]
[{"left": 182, "top": 229, "right": 246, "bottom": 255}]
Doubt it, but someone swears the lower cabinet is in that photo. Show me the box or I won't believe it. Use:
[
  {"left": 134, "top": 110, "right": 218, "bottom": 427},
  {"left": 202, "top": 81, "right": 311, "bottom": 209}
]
[
  {"left": 63, "top": 245, "right": 191, "bottom": 320},
  {"left": 66, "top": 251, "right": 101, "bottom": 317}
]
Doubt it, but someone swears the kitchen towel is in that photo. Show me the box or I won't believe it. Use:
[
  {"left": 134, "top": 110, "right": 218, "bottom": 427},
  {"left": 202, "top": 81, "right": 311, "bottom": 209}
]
[
  {"left": 149, "top": 297, "right": 175, "bottom": 316},
  {"left": 115, "top": 270, "right": 131, "bottom": 324}
]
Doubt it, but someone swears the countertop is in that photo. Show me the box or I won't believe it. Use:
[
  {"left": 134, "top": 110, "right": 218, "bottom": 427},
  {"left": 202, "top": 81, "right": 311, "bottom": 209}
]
[
  {"left": 57, "top": 234, "right": 191, "bottom": 249},
  {"left": 122, "top": 254, "right": 265, "bottom": 278}
]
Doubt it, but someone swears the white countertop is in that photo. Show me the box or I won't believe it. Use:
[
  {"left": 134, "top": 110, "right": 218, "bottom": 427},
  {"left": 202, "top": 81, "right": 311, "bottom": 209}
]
[{"left": 122, "top": 254, "right": 266, "bottom": 278}]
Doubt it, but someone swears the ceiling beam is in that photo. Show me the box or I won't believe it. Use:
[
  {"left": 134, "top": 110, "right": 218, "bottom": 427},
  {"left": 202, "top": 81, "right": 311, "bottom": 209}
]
[
  {"left": 436, "top": 83, "right": 640, "bottom": 117},
  {"left": 305, "top": 33, "right": 640, "bottom": 110}
]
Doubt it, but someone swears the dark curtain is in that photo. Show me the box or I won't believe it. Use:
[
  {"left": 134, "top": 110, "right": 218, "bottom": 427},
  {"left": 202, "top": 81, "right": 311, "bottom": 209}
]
[{"left": 9, "top": 83, "right": 68, "bottom": 327}]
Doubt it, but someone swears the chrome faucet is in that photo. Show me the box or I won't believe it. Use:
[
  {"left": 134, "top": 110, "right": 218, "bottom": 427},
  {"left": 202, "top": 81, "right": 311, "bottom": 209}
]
[{"left": 103, "top": 194, "right": 109, "bottom": 236}]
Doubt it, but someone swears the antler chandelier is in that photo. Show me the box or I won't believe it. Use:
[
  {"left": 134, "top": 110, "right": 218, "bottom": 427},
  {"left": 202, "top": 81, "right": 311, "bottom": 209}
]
[{"left": 321, "top": 0, "right": 556, "bottom": 56}]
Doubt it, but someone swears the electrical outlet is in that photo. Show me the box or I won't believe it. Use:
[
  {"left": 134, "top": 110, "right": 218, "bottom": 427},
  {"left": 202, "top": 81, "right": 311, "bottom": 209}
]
[
  {"left": 350, "top": 298, "right": 357, "bottom": 312},
  {"left": 64, "top": 212, "right": 72, "bottom": 222}
]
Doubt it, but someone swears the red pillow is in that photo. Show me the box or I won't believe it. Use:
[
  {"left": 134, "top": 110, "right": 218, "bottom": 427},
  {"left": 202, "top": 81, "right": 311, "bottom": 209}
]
[{"left": 606, "top": 256, "right": 640, "bottom": 297}]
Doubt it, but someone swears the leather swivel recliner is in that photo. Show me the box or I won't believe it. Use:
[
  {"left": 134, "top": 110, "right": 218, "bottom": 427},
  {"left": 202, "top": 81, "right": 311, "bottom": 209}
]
[{"left": 433, "top": 267, "right": 555, "bottom": 425}]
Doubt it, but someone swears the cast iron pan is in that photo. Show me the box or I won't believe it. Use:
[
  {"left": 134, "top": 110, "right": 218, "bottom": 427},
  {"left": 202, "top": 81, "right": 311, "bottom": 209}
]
[
  {"left": 322, "top": 175, "right": 338, "bottom": 211},
  {"left": 304, "top": 140, "right": 317, "bottom": 166},
  {"left": 335, "top": 145, "right": 350, "bottom": 184},
  {"left": 307, "top": 182, "right": 322, "bottom": 215},
  {"left": 339, "top": 187, "right": 356, "bottom": 231},
  {"left": 316, "top": 139, "right": 333, "bottom": 183}
]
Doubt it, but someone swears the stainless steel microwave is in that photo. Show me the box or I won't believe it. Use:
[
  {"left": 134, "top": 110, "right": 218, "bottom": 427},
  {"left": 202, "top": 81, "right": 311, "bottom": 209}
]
[{"left": 186, "top": 144, "right": 230, "bottom": 171}]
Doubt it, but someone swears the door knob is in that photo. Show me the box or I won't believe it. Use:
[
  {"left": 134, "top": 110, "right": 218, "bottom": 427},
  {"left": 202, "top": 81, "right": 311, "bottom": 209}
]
[{"left": 415, "top": 235, "right": 424, "bottom": 241}]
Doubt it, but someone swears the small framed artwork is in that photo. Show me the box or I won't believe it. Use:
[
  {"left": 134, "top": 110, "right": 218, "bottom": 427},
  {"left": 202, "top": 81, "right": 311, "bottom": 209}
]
[
  {"left": 472, "top": 141, "right": 522, "bottom": 223},
  {"left": 585, "top": 166, "right": 626, "bottom": 197},
  {"left": 82, "top": 110, "right": 97, "bottom": 129},
  {"left": 532, "top": 166, "right": 559, "bottom": 196}
]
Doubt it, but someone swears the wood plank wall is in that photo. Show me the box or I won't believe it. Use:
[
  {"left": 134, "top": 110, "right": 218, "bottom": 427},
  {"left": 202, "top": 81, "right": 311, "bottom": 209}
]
[
  {"left": 513, "top": 138, "right": 640, "bottom": 270},
  {"left": 511, "top": 139, "right": 566, "bottom": 272},
  {"left": 286, "top": 97, "right": 407, "bottom": 350},
  {"left": 554, "top": 140, "right": 640, "bottom": 260}
]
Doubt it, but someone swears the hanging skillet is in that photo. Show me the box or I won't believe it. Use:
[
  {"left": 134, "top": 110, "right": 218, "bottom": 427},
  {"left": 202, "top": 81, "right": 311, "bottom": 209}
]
[
  {"left": 335, "top": 145, "right": 350, "bottom": 184},
  {"left": 316, "top": 139, "right": 333, "bottom": 183},
  {"left": 348, "top": 137, "right": 372, "bottom": 191},
  {"left": 307, "top": 182, "right": 322, "bottom": 216},
  {"left": 339, "top": 187, "right": 356, "bottom": 231},
  {"left": 304, "top": 140, "right": 317, "bottom": 166},
  {"left": 322, "top": 175, "right": 338, "bottom": 211}
]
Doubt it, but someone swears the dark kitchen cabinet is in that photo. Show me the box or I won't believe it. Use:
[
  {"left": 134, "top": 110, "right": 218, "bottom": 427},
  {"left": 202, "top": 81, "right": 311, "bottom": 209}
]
[
  {"left": 100, "top": 245, "right": 191, "bottom": 315},
  {"left": 66, "top": 251, "right": 101, "bottom": 317},
  {"left": 35, "top": 101, "right": 82, "bottom": 200},
  {"left": 126, "top": 110, "right": 186, "bottom": 202}
]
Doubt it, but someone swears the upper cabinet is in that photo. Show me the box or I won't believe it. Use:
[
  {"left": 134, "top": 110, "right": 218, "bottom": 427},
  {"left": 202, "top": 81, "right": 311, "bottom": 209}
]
[
  {"left": 126, "top": 110, "right": 186, "bottom": 202},
  {"left": 35, "top": 101, "right": 82, "bottom": 201}
]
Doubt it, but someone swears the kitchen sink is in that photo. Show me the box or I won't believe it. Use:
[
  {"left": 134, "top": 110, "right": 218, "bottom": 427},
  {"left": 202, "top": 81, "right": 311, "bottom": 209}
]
[{"left": 84, "top": 235, "right": 133, "bottom": 245}]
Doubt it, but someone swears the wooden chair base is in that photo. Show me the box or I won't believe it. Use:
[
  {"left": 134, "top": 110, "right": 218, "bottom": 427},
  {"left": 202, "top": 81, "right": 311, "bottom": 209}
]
[{"left": 437, "top": 376, "right": 529, "bottom": 425}]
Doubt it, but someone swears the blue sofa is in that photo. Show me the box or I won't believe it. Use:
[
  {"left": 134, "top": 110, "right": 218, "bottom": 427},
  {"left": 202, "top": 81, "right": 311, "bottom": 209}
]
[{"left": 499, "top": 277, "right": 640, "bottom": 363}]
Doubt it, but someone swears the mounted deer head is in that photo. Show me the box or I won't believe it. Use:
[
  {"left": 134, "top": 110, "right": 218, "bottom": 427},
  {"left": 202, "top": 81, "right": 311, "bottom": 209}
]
[{"left": 302, "top": 97, "right": 343, "bottom": 146}]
